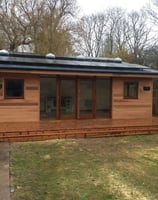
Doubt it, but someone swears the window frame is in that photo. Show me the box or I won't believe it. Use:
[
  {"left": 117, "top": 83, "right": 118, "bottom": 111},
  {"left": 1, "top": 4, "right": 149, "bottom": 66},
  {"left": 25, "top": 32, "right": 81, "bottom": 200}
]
[
  {"left": 124, "top": 82, "right": 138, "bottom": 99},
  {"left": 4, "top": 79, "right": 24, "bottom": 99}
]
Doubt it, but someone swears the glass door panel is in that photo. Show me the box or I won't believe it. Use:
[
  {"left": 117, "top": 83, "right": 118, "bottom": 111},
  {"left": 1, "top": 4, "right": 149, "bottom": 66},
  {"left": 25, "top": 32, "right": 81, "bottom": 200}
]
[
  {"left": 40, "top": 77, "right": 56, "bottom": 119},
  {"left": 80, "top": 79, "right": 93, "bottom": 117},
  {"left": 60, "top": 79, "right": 76, "bottom": 118},
  {"left": 96, "top": 78, "right": 111, "bottom": 118}
]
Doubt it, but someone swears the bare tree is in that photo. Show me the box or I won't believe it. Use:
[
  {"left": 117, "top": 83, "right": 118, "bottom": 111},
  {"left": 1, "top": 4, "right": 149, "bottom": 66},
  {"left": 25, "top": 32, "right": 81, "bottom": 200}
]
[
  {"left": 15, "top": 0, "right": 45, "bottom": 52},
  {"left": 36, "top": 0, "right": 78, "bottom": 54},
  {"left": 0, "top": 0, "right": 31, "bottom": 51},
  {"left": 74, "top": 8, "right": 130, "bottom": 59},
  {"left": 0, "top": 0, "right": 78, "bottom": 54},
  {"left": 74, "top": 13, "right": 108, "bottom": 57},
  {"left": 146, "top": 0, "right": 158, "bottom": 25},
  {"left": 125, "top": 10, "right": 151, "bottom": 63},
  {"left": 105, "top": 7, "right": 127, "bottom": 56},
  {"left": 0, "top": 0, "right": 153, "bottom": 60},
  {"left": 143, "top": 45, "right": 158, "bottom": 68}
]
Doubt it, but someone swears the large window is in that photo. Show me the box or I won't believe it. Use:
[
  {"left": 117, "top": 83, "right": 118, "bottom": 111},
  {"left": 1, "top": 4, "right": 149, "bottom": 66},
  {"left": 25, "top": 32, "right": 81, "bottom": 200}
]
[
  {"left": 5, "top": 79, "right": 24, "bottom": 99},
  {"left": 124, "top": 82, "right": 138, "bottom": 99}
]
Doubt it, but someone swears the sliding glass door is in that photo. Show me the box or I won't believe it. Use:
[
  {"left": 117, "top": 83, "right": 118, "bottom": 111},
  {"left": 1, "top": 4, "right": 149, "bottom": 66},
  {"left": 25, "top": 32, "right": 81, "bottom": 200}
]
[
  {"left": 40, "top": 77, "right": 56, "bottom": 119},
  {"left": 60, "top": 79, "right": 76, "bottom": 119},
  {"left": 40, "top": 76, "right": 111, "bottom": 120},
  {"left": 80, "top": 79, "right": 93, "bottom": 118},
  {"left": 96, "top": 78, "right": 111, "bottom": 118}
]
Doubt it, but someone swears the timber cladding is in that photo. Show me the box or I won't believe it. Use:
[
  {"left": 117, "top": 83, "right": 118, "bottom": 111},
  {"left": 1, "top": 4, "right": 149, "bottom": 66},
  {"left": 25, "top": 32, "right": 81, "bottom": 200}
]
[
  {"left": 0, "top": 74, "right": 40, "bottom": 122},
  {"left": 0, "top": 72, "right": 154, "bottom": 122},
  {"left": 112, "top": 77, "right": 153, "bottom": 119}
]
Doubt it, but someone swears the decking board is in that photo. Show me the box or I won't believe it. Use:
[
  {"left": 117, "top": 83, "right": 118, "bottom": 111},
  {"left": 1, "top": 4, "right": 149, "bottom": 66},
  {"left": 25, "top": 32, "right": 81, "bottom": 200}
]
[{"left": 0, "top": 118, "right": 158, "bottom": 142}]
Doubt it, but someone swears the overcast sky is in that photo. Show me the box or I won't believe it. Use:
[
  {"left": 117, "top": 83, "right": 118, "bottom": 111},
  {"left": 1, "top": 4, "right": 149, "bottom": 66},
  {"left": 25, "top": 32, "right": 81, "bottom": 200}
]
[{"left": 77, "top": 0, "right": 151, "bottom": 14}]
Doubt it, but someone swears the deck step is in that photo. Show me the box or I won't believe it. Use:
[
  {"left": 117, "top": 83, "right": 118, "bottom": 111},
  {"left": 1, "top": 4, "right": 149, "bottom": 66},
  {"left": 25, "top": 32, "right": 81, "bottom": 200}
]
[{"left": 0, "top": 125, "right": 158, "bottom": 142}]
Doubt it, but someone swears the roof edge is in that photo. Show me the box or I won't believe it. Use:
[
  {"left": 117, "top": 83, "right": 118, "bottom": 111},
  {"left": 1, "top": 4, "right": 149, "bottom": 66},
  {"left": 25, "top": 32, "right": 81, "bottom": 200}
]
[{"left": 0, "top": 51, "right": 122, "bottom": 64}]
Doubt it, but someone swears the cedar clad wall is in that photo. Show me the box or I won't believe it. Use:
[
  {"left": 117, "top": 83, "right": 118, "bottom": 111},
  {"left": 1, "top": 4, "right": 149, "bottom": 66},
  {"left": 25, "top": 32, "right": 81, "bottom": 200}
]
[
  {"left": 0, "top": 72, "right": 154, "bottom": 122},
  {"left": 112, "top": 77, "right": 153, "bottom": 119},
  {"left": 0, "top": 74, "right": 40, "bottom": 122}
]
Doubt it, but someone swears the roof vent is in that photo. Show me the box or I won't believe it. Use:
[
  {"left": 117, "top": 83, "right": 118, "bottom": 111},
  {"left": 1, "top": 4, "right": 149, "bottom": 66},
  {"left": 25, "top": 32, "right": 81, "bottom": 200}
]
[
  {"left": 115, "top": 57, "right": 122, "bottom": 62},
  {"left": 77, "top": 55, "right": 84, "bottom": 57},
  {"left": 77, "top": 55, "right": 85, "bottom": 59},
  {"left": 46, "top": 53, "right": 55, "bottom": 58},
  {"left": 0, "top": 49, "right": 9, "bottom": 55}
]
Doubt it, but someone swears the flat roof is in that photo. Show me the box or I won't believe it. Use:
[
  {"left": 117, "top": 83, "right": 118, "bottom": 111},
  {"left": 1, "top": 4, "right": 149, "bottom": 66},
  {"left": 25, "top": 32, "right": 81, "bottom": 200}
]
[{"left": 0, "top": 52, "right": 158, "bottom": 75}]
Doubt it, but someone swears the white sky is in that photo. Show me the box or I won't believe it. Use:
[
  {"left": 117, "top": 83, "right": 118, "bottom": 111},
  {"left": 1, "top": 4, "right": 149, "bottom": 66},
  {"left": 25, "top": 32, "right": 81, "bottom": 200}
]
[{"left": 77, "top": 0, "right": 151, "bottom": 14}]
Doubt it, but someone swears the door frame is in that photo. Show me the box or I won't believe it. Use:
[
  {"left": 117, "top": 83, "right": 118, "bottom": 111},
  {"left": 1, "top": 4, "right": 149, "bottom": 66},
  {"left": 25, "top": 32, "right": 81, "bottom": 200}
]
[{"left": 40, "top": 76, "right": 112, "bottom": 120}]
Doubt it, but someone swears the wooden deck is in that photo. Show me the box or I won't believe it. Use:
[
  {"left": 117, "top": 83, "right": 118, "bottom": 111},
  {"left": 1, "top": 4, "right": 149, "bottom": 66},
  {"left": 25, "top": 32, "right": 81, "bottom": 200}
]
[{"left": 0, "top": 118, "right": 158, "bottom": 142}]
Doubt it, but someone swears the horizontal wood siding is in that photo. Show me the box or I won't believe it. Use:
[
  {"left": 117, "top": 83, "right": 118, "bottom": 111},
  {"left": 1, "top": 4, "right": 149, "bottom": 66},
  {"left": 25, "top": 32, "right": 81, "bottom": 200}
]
[
  {"left": 0, "top": 74, "right": 40, "bottom": 122},
  {"left": 0, "top": 72, "right": 154, "bottom": 122},
  {"left": 112, "top": 77, "right": 153, "bottom": 119}
]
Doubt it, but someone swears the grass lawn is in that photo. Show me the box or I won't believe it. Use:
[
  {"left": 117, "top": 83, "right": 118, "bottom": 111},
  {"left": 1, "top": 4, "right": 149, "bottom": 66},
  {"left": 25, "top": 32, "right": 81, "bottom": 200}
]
[{"left": 10, "top": 135, "right": 158, "bottom": 200}]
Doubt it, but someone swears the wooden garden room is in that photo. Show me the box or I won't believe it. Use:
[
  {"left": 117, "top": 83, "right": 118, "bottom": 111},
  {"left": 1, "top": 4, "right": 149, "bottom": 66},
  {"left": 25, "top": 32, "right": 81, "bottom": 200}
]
[{"left": 0, "top": 51, "right": 158, "bottom": 141}]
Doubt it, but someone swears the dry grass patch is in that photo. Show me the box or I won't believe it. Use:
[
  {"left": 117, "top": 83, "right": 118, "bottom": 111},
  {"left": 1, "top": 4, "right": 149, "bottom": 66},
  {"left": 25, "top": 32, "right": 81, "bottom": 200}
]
[{"left": 10, "top": 135, "right": 158, "bottom": 200}]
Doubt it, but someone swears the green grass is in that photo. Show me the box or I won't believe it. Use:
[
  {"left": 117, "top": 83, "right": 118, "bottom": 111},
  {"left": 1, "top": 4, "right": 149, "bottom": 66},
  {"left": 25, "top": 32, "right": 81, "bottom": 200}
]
[{"left": 10, "top": 135, "right": 158, "bottom": 200}]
